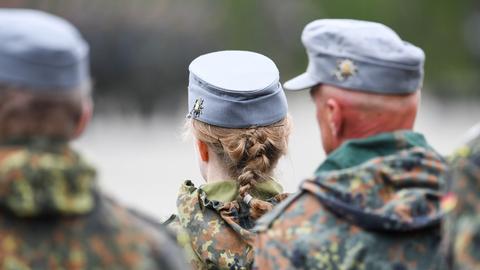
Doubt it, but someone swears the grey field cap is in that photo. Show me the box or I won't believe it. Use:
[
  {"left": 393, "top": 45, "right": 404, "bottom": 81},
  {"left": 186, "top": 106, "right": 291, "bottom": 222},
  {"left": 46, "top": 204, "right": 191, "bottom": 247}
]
[
  {"left": 187, "top": 50, "right": 288, "bottom": 128},
  {"left": 0, "top": 9, "right": 89, "bottom": 90},
  {"left": 284, "top": 19, "right": 425, "bottom": 94}
]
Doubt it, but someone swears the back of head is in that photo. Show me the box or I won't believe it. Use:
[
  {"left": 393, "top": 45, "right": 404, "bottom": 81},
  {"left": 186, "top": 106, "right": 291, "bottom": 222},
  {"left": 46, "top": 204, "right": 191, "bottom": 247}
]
[
  {"left": 316, "top": 84, "right": 420, "bottom": 137},
  {"left": 283, "top": 19, "right": 425, "bottom": 152},
  {"left": 189, "top": 118, "right": 291, "bottom": 219},
  {"left": 0, "top": 84, "right": 90, "bottom": 142},
  {"left": 0, "top": 9, "right": 91, "bottom": 142},
  {"left": 188, "top": 50, "right": 290, "bottom": 219}
]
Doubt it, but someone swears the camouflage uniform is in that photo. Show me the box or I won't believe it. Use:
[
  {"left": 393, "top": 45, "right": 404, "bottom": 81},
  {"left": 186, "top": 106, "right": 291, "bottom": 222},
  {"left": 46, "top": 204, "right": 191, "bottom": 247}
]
[
  {"left": 254, "top": 131, "right": 447, "bottom": 270},
  {"left": 168, "top": 178, "right": 284, "bottom": 270},
  {"left": 441, "top": 128, "right": 480, "bottom": 270},
  {"left": 0, "top": 139, "right": 188, "bottom": 270}
]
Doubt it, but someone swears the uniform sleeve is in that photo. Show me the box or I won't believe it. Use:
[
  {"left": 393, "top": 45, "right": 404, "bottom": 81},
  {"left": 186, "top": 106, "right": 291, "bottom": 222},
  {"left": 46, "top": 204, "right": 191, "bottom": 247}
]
[
  {"left": 151, "top": 231, "right": 193, "bottom": 270},
  {"left": 167, "top": 215, "right": 206, "bottom": 269},
  {"left": 253, "top": 232, "right": 276, "bottom": 270},
  {"left": 126, "top": 208, "right": 192, "bottom": 270},
  {"left": 253, "top": 219, "right": 303, "bottom": 269},
  {"left": 445, "top": 154, "right": 480, "bottom": 269}
]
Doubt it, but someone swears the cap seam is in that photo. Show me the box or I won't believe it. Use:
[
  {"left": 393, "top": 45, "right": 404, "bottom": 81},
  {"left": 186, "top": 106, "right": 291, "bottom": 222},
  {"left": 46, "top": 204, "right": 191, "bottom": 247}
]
[
  {"left": 318, "top": 80, "right": 418, "bottom": 95},
  {"left": 0, "top": 49, "right": 88, "bottom": 68},
  {"left": 313, "top": 52, "right": 423, "bottom": 71},
  {"left": 191, "top": 73, "right": 280, "bottom": 94},
  {"left": 0, "top": 69, "right": 85, "bottom": 89},
  {"left": 193, "top": 113, "right": 287, "bottom": 129}
]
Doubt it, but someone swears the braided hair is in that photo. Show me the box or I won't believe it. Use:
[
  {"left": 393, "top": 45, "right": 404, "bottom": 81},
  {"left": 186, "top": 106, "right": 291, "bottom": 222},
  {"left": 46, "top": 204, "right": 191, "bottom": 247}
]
[{"left": 190, "top": 117, "right": 291, "bottom": 219}]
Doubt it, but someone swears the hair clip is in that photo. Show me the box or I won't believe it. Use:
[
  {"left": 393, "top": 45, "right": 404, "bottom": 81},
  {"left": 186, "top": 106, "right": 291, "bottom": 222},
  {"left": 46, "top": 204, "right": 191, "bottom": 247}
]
[{"left": 243, "top": 193, "right": 253, "bottom": 205}]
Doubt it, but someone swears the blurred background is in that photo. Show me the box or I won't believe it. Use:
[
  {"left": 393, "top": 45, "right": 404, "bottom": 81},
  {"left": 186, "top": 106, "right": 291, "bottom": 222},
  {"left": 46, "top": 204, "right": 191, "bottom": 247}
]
[{"left": 2, "top": 0, "right": 479, "bottom": 219}]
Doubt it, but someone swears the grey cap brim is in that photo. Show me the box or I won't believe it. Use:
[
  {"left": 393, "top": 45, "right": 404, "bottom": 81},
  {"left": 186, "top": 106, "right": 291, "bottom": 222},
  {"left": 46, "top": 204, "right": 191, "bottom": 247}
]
[{"left": 283, "top": 72, "right": 320, "bottom": 91}]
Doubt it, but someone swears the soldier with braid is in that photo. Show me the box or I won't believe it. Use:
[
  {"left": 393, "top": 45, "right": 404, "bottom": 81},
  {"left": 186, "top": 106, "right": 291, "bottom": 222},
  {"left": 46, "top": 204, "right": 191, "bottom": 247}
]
[
  {"left": 166, "top": 51, "right": 291, "bottom": 269},
  {"left": 0, "top": 9, "right": 188, "bottom": 269}
]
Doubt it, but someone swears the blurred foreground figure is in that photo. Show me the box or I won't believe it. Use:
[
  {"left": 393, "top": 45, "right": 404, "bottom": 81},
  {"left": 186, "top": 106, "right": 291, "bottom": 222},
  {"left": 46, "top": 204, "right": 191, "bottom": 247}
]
[
  {"left": 441, "top": 125, "right": 480, "bottom": 269},
  {"left": 0, "top": 9, "right": 187, "bottom": 270},
  {"left": 254, "top": 19, "right": 447, "bottom": 269},
  {"left": 166, "top": 51, "right": 291, "bottom": 269}
]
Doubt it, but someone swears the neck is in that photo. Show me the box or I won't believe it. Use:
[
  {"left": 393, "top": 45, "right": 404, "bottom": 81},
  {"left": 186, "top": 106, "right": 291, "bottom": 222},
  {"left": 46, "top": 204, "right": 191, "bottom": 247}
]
[
  {"left": 344, "top": 126, "right": 414, "bottom": 142},
  {"left": 337, "top": 130, "right": 401, "bottom": 149},
  {"left": 339, "top": 109, "right": 416, "bottom": 145},
  {"left": 205, "top": 160, "right": 233, "bottom": 183}
]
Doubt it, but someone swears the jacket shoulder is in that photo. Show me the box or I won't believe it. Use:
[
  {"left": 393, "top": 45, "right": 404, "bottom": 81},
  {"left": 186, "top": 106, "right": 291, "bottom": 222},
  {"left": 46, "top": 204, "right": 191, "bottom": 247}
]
[
  {"left": 175, "top": 180, "right": 257, "bottom": 269},
  {"left": 98, "top": 194, "right": 190, "bottom": 270},
  {"left": 253, "top": 191, "right": 303, "bottom": 232}
]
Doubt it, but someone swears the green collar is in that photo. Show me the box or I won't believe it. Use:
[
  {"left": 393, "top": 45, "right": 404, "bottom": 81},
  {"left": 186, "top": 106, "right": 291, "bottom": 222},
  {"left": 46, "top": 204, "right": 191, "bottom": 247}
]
[
  {"left": 200, "top": 178, "right": 283, "bottom": 203},
  {"left": 316, "top": 130, "right": 431, "bottom": 174}
]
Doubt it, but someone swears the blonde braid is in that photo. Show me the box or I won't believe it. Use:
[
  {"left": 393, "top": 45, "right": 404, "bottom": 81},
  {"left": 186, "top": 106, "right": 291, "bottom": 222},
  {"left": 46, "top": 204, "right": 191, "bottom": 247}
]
[{"left": 190, "top": 117, "right": 291, "bottom": 219}]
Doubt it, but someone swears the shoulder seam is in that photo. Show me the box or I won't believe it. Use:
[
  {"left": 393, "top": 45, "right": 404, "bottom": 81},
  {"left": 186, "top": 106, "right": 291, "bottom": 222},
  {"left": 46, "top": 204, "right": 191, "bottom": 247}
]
[{"left": 253, "top": 191, "right": 303, "bottom": 232}]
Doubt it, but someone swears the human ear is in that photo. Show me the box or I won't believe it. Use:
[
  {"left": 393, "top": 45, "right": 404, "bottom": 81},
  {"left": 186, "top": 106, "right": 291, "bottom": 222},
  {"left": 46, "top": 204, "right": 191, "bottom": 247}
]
[
  {"left": 325, "top": 98, "right": 342, "bottom": 138},
  {"left": 72, "top": 98, "right": 93, "bottom": 139},
  {"left": 196, "top": 139, "right": 209, "bottom": 162}
]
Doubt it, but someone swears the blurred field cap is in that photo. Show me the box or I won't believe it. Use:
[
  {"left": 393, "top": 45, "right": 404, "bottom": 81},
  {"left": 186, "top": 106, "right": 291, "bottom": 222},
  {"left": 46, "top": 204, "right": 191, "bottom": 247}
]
[
  {"left": 187, "top": 50, "right": 287, "bottom": 128},
  {"left": 0, "top": 9, "right": 89, "bottom": 90},
  {"left": 284, "top": 19, "right": 425, "bottom": 94}
]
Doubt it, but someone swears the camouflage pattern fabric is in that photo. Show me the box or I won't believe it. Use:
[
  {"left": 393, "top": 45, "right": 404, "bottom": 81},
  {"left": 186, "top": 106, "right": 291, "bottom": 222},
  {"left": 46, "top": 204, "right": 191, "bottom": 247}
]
[
  {"left": 0, "top": 139, "right": 189, "bottom": 270},
  {"left": 254, "top": 131, "right": 447, "bottom": 270},
  {"left": 441, "top": 128, "right": 480, "bottom": 270},
  {"left": 170, "top": 179, "right": 284, "bottom": 270}
]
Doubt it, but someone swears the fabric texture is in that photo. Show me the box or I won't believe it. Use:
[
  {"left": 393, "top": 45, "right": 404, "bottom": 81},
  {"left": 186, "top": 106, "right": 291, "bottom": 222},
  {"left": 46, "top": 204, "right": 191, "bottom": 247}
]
[
  {"left": 441, "top": 129, "right": 480, "bottom": 270},
  {"left": 0, "top": 140, "right": 188, "bottom": 270},
  {"left": 171, "top": 179, "right": 284, "bottom": 270},
  {"left": 254, "top": 131, "right": 447, "bottom": 270}
]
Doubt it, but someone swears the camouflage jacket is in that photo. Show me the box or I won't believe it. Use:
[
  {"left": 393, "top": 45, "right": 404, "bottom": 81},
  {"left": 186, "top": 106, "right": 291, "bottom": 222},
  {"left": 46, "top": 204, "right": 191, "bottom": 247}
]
[
  {"left": 168, "top": 179, "right": 284, "bottom": 270},
  {"left": 0, "top": 139, "right": 188, "bottom": 270},
  {"left": 254, "top": 131, "right": 448, "bottom": 270},
  {"left": 441, "top": 127, "right": 480, "bottom": 270}
]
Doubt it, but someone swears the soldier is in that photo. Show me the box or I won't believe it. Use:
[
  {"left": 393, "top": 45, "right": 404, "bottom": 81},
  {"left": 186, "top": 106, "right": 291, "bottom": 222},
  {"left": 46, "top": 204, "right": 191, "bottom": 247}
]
[
  {"left": 166, "top": 50, "right": 291, "bottom": 269},
  {"left": 253, "top": 19, "right": 448, "bottom": 269},
  {"left": 0, "top": 9, "right": 188, "bottom": 269},
  {"left": 441, "top": 124, "right": 480, "bottom": 269}
]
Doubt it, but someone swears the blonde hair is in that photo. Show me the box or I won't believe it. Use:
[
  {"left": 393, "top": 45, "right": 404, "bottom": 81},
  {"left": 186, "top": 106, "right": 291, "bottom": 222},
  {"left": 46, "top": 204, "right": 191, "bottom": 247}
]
[
  {"left": 190, "top": 117, "right": 291, "bottom": 219},
  {"left": 0, "top": 83, "right": 91, "bottom": 142}
]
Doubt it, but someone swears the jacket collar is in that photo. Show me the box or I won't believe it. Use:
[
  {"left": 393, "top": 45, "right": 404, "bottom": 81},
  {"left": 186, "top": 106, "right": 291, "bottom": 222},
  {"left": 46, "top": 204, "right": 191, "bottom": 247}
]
[
  {"left": 316, "top": 130, "right": 431, "bottom": 173},
  {"left": 200, "top": 178, "right": 283, "bottom": 203}
]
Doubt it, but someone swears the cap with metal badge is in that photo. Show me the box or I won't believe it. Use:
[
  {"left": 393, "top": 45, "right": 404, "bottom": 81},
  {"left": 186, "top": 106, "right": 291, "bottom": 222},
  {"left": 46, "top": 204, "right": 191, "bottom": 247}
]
[
  {"left": 284, "top": 19, "right": 425, "bottom": 94},
  {"left": 187, "top": 50, "right": 288, "bottom": 128}
]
